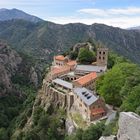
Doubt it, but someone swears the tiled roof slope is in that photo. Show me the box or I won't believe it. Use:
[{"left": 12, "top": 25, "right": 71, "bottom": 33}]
[
  {"left": 74, "top": 72, "right": 97, "bottom": 86},
  {"left": 67, "top": 60, "right": 77, "bottom": 66},
  {"left": 55, "top": 55, "right": 65, "bottom": 61},
  {"left": 91, "top": 108, "right": 105, "bottom": 115},
  {"left": 52, "top": 66, "right": 70, "bottom": 75}
]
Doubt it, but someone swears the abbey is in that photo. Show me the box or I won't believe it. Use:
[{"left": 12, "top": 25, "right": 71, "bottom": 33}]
[{"left": 43, "top": 47, "right": 109, "bottom": 122}]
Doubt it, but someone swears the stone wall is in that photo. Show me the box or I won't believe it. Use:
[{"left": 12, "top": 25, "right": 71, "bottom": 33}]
[{"left": 117, "top": 112, "right": 140, "bottom": 140}]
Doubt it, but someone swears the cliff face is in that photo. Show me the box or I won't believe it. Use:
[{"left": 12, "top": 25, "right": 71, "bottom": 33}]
[
  {"left": 0, "top": 42, "right": 22, "bottom": 95},
  {"left": 99, "top": 112, "right": 140, "bottom": 140},
  {"left": 117, "top": 112, "right": 140, "bottom": 140},
  {"left": 0, "top": 41, "right": 40, "bottom": 96}
]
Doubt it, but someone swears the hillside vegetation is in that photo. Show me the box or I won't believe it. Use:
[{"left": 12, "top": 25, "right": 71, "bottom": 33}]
[
  {"left": 0, "top": 42, "right": 38, "bottom": 140},
  {"left": 0, "top": 16, "right": 140, "bottom": 139},
  {"left": 96, "top": 53, "right": 140, "bottom": 113},
  {"left": 0, "top": 40, "right": 140, "bottom": 139},
  {"left": 0, "top": 20, "right": 140, "bottom": 66}
]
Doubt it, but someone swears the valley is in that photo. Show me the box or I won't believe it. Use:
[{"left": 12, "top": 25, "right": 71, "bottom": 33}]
[{"left": 0, "top": 8, "right": 140, "bottom": 140}]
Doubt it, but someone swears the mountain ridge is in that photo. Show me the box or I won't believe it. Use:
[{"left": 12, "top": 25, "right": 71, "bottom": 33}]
[
  {"left": 0, "top": 19, "right": 140, "bottom": 65},
  {"left": 0, "top": 8, "right": 43, "bottom": 23}
]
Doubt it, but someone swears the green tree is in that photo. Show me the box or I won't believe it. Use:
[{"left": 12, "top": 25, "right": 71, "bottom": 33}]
[
  {"left": 121, "top": 84, "right": 140, "bottom": 112},
  {"left": 78, "top": 48, "right": 95, "bottom": 64},
  {"left": 82, "top": 123, "right": 105, "bottom": 140},
  {"left": 0, "top": 128, "right": 8, "bottom": 140},
  {"left": 107, "top": 52, "right": 128, "bottom": 69},
  {"left": 136, "top": 106, "right": 140, "bottom": 115},
  {"left": 65, "top": 122, "right": 105, "bottom": 140},
  {"left": 24, "top": 130, "right": 40, "bottom": 140},
  {"left": 69, "top": 51, "right": 78, "bottom": 60},
  {"left": 38, "top": 114, "right": 49, "bottom": 130},
  {"left": 97, "top": 62, "right": 140, "bottom": 107}
]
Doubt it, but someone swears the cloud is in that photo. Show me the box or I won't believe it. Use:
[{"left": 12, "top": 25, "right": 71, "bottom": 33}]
[
  {"left": 47, "top": 15, "right": 140, "bottom": 28},
  {"left": 46, "top": 7, "right": 140, "bottom": 28},
  {"left": 78, "top": 7, "right": 140, "bottom": 17},
  {"left": 1, "top": 1, "right": 140, "bottom": 28}
]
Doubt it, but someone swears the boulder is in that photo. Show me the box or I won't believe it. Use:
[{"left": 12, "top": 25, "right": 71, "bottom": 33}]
[
  {"left": 99, "top": 135, "right": 116, "bottom": 140},
  {"left": 117, "top": 112, "right": 140, "bottom": 140},
  {"left": 65, "top": 118, "right": 76, "bottom": 135}
]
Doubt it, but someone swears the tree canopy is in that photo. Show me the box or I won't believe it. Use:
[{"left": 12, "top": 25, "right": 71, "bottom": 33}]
[
  {"left": 96, "top": 61, "right": 140, "bottom": 111},
  {"left": 65, "top": 122, "right": 105, "bottom": 140},
  {"left": 78, "top": 48, "right": 96, "bottom": 64}
]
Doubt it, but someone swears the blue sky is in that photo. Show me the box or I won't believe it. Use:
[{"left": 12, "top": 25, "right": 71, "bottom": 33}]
[{"left": 0, "top": 0, "right": 140, "bottom": 28}]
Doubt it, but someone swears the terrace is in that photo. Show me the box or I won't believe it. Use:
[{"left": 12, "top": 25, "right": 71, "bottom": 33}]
[{"left": 52, "top": 78, "right": 73, "bottom": 93}]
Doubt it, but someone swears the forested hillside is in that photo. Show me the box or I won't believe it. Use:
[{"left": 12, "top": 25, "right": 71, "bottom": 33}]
[
  {"left": 0, "top": 42, "right": 38, "bottom": 140},
  {"left": 0, "top": 40, "right": 140, "bottom": 140},
  {"left": 0, "top": 12, "right": 140, "bottom": 139},
  {"left": 0, "top": 20, "right": 140, "bottom": 66}
]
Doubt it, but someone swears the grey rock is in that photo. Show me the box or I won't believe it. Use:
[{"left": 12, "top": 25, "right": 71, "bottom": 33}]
[
  {"left": 65, "top": 118, "right": 76, "bottom": 135},
  {"left": 99, "top": 135, "right": 116, "bottom": 140},
  {"left": 117, "top": 112, "right": 140, "bottom": 140},
  {"left": 30, "top": 67, "right": 38, "bottom": 87},
  {"left": 0, "top": 43, "right": 22, "bottom": 95}
]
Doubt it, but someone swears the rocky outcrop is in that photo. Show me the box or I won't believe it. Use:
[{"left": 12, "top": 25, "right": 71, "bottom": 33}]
[
  {"left": 73, "top": 42, "right": 93, "bottom": 52},
  {"left": 99, "top": 112, "right": 140, "bottom": 140},
  {"left": 0, "top": 42, "right": 22, "bottom": 95},
  {"left": 117, "top": 112, "right": 140, "bottom": 140},
  {"left": 99, "top": 135, "right": 116, "bottom": 140},
  {"left": 30, "top": 67, "right": 38, "bottom": 88},
  {"left": 65, "top": 118, "right": 76, "bottom": 135}
]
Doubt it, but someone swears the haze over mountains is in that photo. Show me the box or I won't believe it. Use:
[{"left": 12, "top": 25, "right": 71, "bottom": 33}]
[
  {"left": 0, "top": 8, "right": 140, "bottom": 66},
  {"left": 128, "top": 26, "right": 140, "bottom": 31}
]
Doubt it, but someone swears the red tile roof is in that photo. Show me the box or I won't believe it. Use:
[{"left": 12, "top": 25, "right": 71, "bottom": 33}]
[
  {"left": 52, "top": 66, "right": 70, "bottom": 75},
  {"left": 67, "top": 60, "right": 77, "bottom": 66},
  {"left": 55, "top": 55, "right": 65, "bottom": 61},
  {"left": 74, "top": 72, "right": 97, "bottom": 86},
  {"left": 91, "top": 108, "right": 105, "bottom": 116}
]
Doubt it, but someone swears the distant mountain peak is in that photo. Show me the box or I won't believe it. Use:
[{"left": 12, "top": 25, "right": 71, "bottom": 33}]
[
  {"left": 127, "top": 26, "right": 140, "bottom": 30},
  {"left": 0, "top": 8, "right": 8, "bottom": 11},
  {"left": 0, "top": 8, "right": 43, "bottom": 23}
]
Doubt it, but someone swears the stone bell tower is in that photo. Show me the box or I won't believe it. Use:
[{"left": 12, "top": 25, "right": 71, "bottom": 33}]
[{"left": 97, "top": 48, "right": 108, "bottom": 66}]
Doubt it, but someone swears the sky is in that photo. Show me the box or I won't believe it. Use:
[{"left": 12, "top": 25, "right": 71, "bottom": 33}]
[{"left": 0, "top": 0, "right": 140, "bottom": 28}]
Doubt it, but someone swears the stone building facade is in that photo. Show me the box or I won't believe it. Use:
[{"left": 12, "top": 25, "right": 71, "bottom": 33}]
[
  {"left": 72, "top": 87, "right": 107, "bottom": 121},
  {"left": 97, "top": 48, "right": 108, "bottom": 66},
  {"left": 43, "top": 47, "right": 109, "bottom": 122},
  {"left": 53, "top": 55, "right": 69, "bottom": 66}
]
